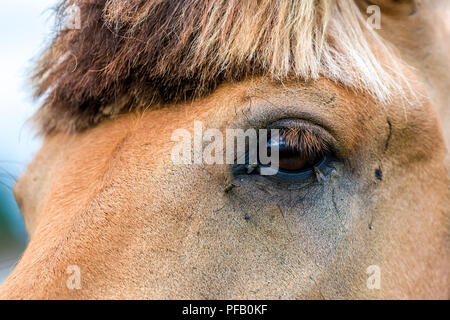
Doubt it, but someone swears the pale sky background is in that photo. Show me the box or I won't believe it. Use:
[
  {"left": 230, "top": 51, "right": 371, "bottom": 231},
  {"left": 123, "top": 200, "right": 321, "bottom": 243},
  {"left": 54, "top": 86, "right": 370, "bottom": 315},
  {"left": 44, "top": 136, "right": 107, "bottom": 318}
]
[
  {"left": 0, "top": 0, "right": 57, "bottom": 283},
  {"left": 0, "top": 0, "right": 57, "bottom": 170}
]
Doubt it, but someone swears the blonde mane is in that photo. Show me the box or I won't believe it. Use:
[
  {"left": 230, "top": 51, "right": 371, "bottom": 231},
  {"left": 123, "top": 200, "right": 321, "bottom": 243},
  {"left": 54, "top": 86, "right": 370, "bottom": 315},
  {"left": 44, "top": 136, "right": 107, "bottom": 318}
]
[{"left": 33, "top": 0, "right": 408, "bottom": 134}]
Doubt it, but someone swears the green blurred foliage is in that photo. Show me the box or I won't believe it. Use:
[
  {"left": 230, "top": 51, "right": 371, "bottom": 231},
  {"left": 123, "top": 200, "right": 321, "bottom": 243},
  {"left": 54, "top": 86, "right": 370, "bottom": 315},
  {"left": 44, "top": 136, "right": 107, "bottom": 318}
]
[
  {"left": 0, "top": 189, "right": 14, "bottom": 244},
  {"left": 0, "top": 181, "right": 27, "bottom": 250}
]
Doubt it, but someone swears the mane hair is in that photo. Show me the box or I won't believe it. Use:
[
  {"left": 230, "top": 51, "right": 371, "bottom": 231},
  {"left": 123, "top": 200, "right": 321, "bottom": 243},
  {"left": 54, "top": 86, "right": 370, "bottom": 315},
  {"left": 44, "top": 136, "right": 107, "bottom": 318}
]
[{"left": 33, "top": 0, "right": 408, "bottom": 134}]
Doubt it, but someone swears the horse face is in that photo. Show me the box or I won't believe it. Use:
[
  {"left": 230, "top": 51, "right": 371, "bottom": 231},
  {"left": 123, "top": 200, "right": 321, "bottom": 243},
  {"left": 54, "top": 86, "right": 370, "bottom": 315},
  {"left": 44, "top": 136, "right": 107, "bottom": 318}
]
[{"left": 1, "top": 1, "right": 449, "bottom": 299}]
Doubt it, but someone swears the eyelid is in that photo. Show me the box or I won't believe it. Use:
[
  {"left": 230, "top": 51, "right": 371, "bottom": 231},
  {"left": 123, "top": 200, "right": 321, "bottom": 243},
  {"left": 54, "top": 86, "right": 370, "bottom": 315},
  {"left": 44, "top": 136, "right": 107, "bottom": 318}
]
[
  {"left": 231, "top": 100, "right": 334, "bottom": 135},
  {"left": 268, "top": 118, "right": 337, "bottom": 156}
]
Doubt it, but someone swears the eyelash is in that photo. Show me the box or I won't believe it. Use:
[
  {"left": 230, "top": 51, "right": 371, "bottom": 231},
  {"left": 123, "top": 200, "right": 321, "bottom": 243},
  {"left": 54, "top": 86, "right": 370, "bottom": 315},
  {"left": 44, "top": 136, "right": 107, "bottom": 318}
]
[
  {"left": 275, "top": 127, "right": 331, "bottom": 162},
  {"left": 233, "top": 125, "right": 334, "bottom": 183}
]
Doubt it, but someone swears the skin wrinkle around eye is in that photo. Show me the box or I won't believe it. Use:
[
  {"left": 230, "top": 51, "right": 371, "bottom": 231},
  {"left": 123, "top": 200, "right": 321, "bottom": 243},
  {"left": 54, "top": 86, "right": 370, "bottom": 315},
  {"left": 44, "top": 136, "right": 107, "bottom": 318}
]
[
  {"left": 225, "top": 97, "right": 341, "bottom": 163},
  {"left": 230, "top": 79, "right": 399, "bottom": 168}
]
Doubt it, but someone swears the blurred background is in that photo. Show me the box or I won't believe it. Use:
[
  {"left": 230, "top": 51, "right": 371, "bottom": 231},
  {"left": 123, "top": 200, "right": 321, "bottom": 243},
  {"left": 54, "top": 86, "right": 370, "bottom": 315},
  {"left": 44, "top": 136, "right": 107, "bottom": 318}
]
[{"left": 0, "top": 0, "right": 56, "bottom": 284}]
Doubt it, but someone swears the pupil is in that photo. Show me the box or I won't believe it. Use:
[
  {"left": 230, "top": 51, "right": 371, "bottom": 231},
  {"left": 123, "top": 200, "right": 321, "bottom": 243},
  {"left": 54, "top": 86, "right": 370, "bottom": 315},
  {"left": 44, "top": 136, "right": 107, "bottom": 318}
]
[
  {"left": 265, "top": 135, "right": 317, "bottom": 172},
  {"left": 278, "top": 154, "right": 309, "bottom": 171}
]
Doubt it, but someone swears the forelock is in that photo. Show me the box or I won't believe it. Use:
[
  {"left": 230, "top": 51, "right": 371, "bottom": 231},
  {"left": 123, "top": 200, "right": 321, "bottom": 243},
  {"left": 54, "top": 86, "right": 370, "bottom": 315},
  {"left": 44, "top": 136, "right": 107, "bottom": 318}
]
[{"left": 32, "top": 0, "right": 410, "bottom": 134}]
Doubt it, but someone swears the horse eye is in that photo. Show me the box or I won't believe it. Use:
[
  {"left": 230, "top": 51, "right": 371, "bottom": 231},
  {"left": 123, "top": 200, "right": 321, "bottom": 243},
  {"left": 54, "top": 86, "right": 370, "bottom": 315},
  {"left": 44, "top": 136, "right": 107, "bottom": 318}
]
[
  {"left": 266, "top": 134, "right": 325, "bottom": 173},
  {"left": 234, "top": 122, "right": 333, "bottom": 182}
]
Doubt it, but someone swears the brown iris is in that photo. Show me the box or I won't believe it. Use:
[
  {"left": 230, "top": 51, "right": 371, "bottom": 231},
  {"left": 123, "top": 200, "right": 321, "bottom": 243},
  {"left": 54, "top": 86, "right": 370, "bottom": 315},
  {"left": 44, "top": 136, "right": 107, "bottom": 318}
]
[
  {"left": 267, "top": 127, "right": 329, "bottom": 172},
  {"left": 277, "top": 153, "right": 310, "bottom": 171}
]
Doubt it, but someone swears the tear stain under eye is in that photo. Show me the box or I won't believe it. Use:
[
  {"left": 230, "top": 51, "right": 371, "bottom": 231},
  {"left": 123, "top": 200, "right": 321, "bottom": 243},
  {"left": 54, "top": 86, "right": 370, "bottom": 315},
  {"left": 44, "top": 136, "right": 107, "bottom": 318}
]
[
  {"left": 276, "top": 203, "right": 294, "bottom": 238},
  {"left": 224, "top": 174, "right": 307, "bottom": 223},
  {"left": 222, "top": 167, "right": 350, "bottom": 258},
  {"left": 331, "top": 187, "right": 340, "bottom": 217},
  {"left": 330, "top": 187, "right": 350, "bottom": 234},
  {"left": 225, "top": 159, "right": 340, "bottom": 225}
]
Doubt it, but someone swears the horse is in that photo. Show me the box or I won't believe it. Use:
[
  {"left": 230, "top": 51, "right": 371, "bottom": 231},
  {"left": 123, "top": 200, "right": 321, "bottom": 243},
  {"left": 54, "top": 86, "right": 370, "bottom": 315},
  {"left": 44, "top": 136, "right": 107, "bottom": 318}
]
[{"left": 1, "top": 0, "right": 449, "bottom": 299}]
